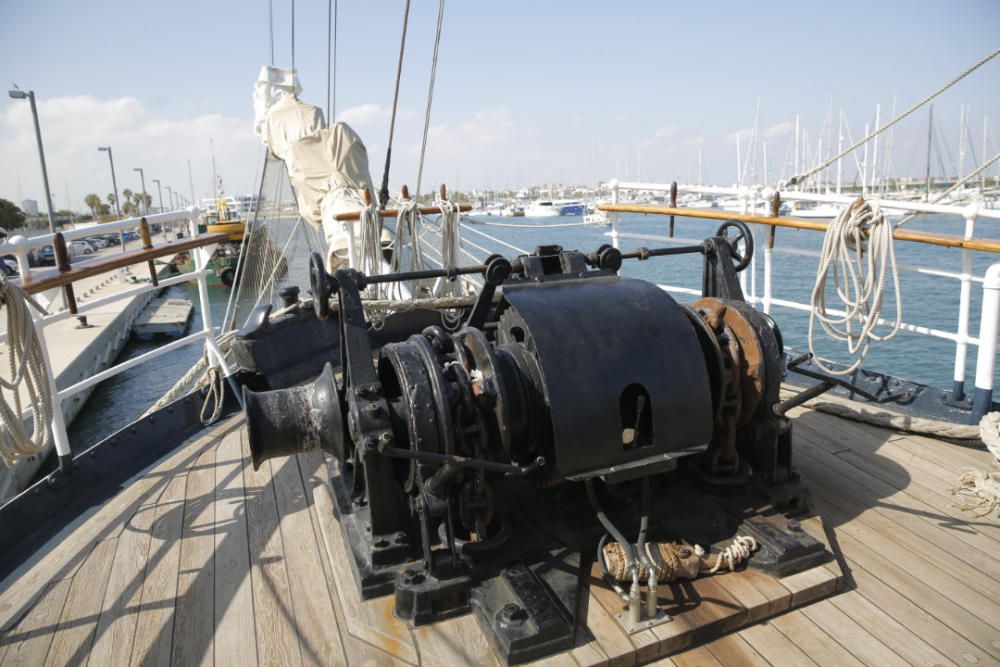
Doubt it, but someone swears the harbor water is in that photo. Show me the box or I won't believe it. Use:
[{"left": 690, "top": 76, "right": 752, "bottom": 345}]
[{"left": 68, "top": 211, "right": 998, "bottom": 450}]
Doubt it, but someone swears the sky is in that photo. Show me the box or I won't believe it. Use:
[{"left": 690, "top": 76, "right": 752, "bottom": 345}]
[{"left": 0, "top": 0, "right": 998, "bottom": 211}]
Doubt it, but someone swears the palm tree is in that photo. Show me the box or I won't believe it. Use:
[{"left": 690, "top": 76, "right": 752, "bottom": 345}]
[
  {"left": 84, "top": 194, "right": 101, "bottom": 218},
  {"left": 107, "top": 193, "right": 117, "bottom": 211}
]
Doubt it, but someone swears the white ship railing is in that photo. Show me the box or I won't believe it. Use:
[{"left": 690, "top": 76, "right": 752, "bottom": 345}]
[
  {"left": 604, "top": 181, "right": 1000, "bottom": 421},
  {"left": 0, "top": 208, "right": 233, "bottom": 471}
]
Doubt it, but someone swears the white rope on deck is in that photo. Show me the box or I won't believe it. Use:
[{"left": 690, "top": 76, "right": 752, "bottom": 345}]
[
  {"left": 697, "top": 535, "right": 758, "bottom": 574},
  {"left": 809, "top": 200, "right": 901, "bottom": 376},
  {"left": 0, "top": 276, "right": 53, "bottom": 468}
]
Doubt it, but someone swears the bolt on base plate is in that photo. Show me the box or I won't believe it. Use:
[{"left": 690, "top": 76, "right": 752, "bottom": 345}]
[{"left": 615, "top": 607, "right": 673, "bottom": 634}]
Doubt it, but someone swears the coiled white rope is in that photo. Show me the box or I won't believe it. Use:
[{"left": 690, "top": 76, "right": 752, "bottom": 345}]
[
  {"left": 698, "top": 535, "right": 759, "bottom": 574},
  {"left": 0, "top": 276, "right": 53, "bottom": 468},
  {"left": 809, "top": 200, "right": 901, "bottom": 376}
]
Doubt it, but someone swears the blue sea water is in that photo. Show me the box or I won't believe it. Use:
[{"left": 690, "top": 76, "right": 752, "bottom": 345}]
[{"left": 69, "top": 211, "right": 1000, "bottom": 451}]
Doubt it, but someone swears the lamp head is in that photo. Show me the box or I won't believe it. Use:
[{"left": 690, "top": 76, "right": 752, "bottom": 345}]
[
  {"left": 98, "top": 146, "right": 109, "bottom": 152},
  {"left": 8, "top": 90, "right": 26, "bottom": 100}
]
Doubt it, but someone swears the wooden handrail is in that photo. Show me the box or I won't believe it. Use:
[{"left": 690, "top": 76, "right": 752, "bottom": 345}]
[
  {"left": 15, "top": 232, "right": 229, "bottom": 295},
  {"left": 598, "top": 203, "right": 1000, "bottom": 254},
  {"left": 334, "top": 203, "right": 472, "bottom": 222}
]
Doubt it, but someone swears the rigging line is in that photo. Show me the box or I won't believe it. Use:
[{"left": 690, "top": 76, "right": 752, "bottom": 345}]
[
  {"left": 786, "top": 46, "right": 1000, "bottom": 188},
  {"left": 326, "top": 0, "right": 331, "bottom": 121},
  {"left": 331, "top": 0, "right": 338, "bottom": 123},
  {"left": 895, "top": 151, "right": 1000, "bottom": 228},
  {"left": 415, "top": 0, "right": 446, "bottom": 198},
  {"left": 379, "top": 0, "right": 412, "bottom": 207},
  {"left": 268, "top": 0, "right": 274, "bottom": 65}
]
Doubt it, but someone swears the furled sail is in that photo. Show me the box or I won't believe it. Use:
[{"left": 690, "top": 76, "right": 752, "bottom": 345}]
[{"left": 254, "top": 65, "right": 384, "bottom": 271}]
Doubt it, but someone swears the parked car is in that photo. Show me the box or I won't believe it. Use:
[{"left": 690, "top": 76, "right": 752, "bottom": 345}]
[
  {"left": 37, "top": 245, "right": 55, "bottom": 265},
  {"left": 1, "top": 255, "right": 17, "bottom": 276},
  {"left": 87, "top": 237, "right": 108, "bottom": 249},
  {"left": 68, "top": 240, "right": 94, "bottom": 255},
  {"left": 100, "top": 234, "right": 121, "bottom": 245}
]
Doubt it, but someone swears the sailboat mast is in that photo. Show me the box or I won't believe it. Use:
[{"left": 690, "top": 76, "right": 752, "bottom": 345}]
[
  {"left": 871, "top": 104, "right": 880, "bottom": 194},
  {"left": 982, "top": 115, "right": 989, "bottom": 194},
  {"left": 836, "top": 110, "right": 844, "bottom": 195},
  {"left": 958, "top": 104, "right": 966, "bottom": 180},
  {"left": 925, "top": 105, "right": 934, "bottom": 201}
]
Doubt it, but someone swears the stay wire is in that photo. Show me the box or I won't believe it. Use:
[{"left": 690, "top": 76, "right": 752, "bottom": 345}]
[
  {"left": 268, "top": 0, "right": 274, "bottom": 65},
  {"left": 787, "top": 46, "right": 1000, "bottom": 188},
  {"left": 415, "top": 0, "right": 446, "bottom": 199},
  {"left": 379, "top": 0, "right": 411, "bottom": 207}
]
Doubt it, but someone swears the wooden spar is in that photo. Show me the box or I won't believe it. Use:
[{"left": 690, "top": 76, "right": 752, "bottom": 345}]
[
  {"left": 334, "top": 183, "right": 470, "bottom": 221},
  {"left": 14, "top": 232, "right": 229, "bottom": 295},
  {"left": 598, "top": 202, "right": 1000, "bottom": 254}
]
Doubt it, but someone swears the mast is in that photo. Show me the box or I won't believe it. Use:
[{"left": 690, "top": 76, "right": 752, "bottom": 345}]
[
  {"left": 836, "top": 110, "right": 844, "bottom": 195},
  {"left": 871, "top": 104, "right": 880, "bottom": 194},
  {"left": 736, "top": 133, "right": 742, "bottom": 187},
  {"left": 983, "top": 115, "right": 989, "bottom": 194},
  {"left": 861, "top": 123, "right": 869, "bottom": 197},
  {"left": 793, "top": 114, "right": 800, "bottom": 186},
  {"left": 698, "top": 149, "right": 703, "bottom": 186},
  {"left": 924, "top": 105, "right": 934, "bottom": 201},
  {"left": 958, "top": 104, "right": 966, "bottom": 180}
]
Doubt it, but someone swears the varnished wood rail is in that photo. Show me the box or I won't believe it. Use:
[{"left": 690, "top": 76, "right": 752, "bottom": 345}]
[
  {"left": 15, "top": 232, "right": 229, "bottom": 295},
  {"left": 598, "top": 203, "right": 1000, "bottom": 254}
]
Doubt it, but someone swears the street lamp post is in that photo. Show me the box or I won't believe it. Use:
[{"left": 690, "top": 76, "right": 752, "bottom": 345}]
[
  {"left": 133, "top": 167, "right": 148, "bottom": 215},
  {"left": 152, "top": 178, "right": 164, "bottom": 214},
  {"left": 9, "top": 87, "right": 56, "bottom": 233},
  {"left": 97, "top": 146, "right": 122, "bottom": 218}
]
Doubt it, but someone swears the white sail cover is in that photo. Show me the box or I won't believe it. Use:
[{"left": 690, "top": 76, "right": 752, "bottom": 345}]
[{"left": 254, "top": 66, "right": 381, "bottom": 271}]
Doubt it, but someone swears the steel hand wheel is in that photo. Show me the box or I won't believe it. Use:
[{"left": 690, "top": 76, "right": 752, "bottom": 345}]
[{"left": 715, "top": 220, "right": 754, "bottom": 272}]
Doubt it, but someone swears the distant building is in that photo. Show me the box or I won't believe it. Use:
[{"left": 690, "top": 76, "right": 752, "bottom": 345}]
[{"left": 21, "top": 199, "right": 38, "bottom": 215}]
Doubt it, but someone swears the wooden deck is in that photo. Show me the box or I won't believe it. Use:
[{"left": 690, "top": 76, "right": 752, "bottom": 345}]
[{"left": 1, "top": 402, "right": 998, "bottom": 666}]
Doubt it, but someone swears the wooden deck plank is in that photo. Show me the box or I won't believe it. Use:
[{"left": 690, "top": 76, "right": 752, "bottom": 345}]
[
  {"left": 701, "top": 634, "right": 769, "bottom": 667},
  {"left": 767, "top": 611, "right": 865, "bottom": 667},
  {"left": 739, "top": 621, "right": 817, "bottom": 666},
  {"left": 240, "top": 434, "right": 303, "bottom": 667},
  {"left": 6, "top": 405, "right": 1000, "bottom": 666},
  {"left": 0, "top": 578, "right": 71, "bottom": 667},
  {"left": 300, "top": 451, "right": 409, "bottom": 667},
  {"left": 213, "top": 430, "right": 258, "bottom": 667},
  {"left": 828, "top": 590, "right": 955, "bottom": 667},
  {"left": 798, "top": 600, "right": 909, "bottom": 667},
  {"left": 309, "top": 482, "right": 417, "bottom": 664},
  {"left": 172, "top": 442, "right": 222, "bottom": 667},
  {"left": 801, "top": 450, "right": 1000, "bottom": 590},
  {"left": 795, "top": 447, "right": 1000, "bottom": 634},
  {"left": 128, "top": 474, "right": 188, "bottom": 666},
  {"left": 42, "top": 538, "right": 118, "bottom": 666},
  {"left": 87, "top": 502, "right": 157, "bottom": 666},
  {"left": 795, "top": 436, "right": 1000, "bottom": 574},
  {"left": 271, "top": 456, "right": 353, "bottom": 667},
  {"left": 841, "top": 561, "right": 994, "bottom": 665},
  {"left": 670, "top": 644, "right": 723, "bottom": 667}
]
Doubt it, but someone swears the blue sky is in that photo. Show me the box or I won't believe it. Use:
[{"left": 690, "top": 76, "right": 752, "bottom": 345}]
[{"left": 1, "top": 0, "right": 998, "bottom": 209}]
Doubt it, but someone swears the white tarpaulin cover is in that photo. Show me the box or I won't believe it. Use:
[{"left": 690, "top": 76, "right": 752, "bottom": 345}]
[{"left": 254, "top": 67, "right": 382, "bottom": 270}]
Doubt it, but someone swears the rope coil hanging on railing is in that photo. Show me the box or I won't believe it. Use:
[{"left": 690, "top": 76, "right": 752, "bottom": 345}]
[
  {"left": 0, "top": 276, "right": 53, "bottom": 468},
  {"left": 808, "top": 199, "right": 902, "bottom": 376}
]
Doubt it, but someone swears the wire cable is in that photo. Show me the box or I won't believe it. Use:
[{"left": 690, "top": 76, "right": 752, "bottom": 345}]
[
  {"left": 787, "top": 47, "right": 1000, "bottom": 188},
  {"left": 415, "top": 0, "right": 446, "bottom": 198},
  {"left": 379, "top": 0, "right": 411, "bottom": 207}
]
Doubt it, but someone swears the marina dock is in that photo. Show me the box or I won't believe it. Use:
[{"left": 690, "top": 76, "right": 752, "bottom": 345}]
[{"left": 132, "top": 298, "right": 193, "bottom": 340}]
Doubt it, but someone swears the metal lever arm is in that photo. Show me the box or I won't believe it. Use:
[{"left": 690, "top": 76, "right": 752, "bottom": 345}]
[{"left": 775, "top": 353, "right": 909, "bottom": 415}]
